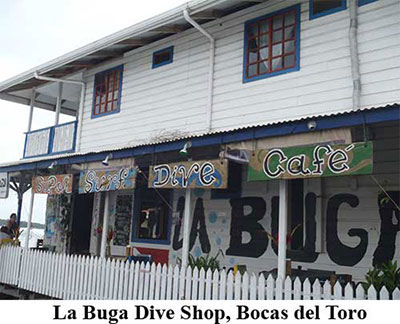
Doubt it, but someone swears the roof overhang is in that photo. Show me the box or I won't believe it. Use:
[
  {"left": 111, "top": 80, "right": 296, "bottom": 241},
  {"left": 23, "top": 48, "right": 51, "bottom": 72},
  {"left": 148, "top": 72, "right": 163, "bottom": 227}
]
[
  {"left": 0, "top": 0, "right": 269, "bottom": 114},
  {"left": 1, "top": 104, "right": 398, "bottom": 174}
]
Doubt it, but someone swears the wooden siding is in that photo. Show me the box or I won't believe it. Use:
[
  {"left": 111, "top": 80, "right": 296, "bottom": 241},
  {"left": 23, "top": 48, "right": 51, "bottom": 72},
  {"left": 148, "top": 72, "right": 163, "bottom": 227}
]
[{"left": 78, "top": 0, "right": 400, "bottom": 153}]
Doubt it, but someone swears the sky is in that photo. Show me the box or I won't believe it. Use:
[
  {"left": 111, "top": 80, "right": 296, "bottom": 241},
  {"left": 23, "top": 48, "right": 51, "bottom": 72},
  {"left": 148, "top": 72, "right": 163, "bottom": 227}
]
[{"left": 0, "top": 0, "right": 189, "bottom": 225}]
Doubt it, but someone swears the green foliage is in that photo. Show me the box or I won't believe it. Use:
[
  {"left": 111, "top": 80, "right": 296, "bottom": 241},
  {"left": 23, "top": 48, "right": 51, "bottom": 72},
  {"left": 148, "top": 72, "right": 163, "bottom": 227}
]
[
  {"left": 362, "top": 261, "right": 400, "bottom": 294},
  {"left": 177, "top": 249, "right": 224, "bottom": 272}
]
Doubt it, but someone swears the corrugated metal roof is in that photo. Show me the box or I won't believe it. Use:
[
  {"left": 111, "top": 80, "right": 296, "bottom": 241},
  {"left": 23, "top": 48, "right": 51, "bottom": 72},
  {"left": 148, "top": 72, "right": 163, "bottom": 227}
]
[
  {"left": 1, "top": 103, "right": 398, "bottom": 170},
  {"left": 0, "top": 0, "right": 268, "bottom": 111}
]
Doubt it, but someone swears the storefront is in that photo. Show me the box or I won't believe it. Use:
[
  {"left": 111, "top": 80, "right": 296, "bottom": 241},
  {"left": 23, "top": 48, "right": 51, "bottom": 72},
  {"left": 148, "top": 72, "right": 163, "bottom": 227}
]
[{"left": 1, "top": 108, "right": 399, "bottom": 282}]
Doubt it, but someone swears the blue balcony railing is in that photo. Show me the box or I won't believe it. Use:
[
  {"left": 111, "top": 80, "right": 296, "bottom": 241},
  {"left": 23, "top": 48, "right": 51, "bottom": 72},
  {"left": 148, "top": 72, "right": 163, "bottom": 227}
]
[{"left": 23, "top": 121, "right": 77, "bottom": 159}]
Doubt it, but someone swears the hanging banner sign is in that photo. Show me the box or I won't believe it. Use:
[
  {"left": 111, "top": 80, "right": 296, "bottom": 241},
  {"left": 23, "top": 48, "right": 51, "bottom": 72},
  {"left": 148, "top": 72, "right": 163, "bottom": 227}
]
[
  {"left": 248, "top": 141, "right": 373, "bottom": 181},
  {"left": 148, "top": 159, "right": 228, "bottom": 189},
  {"left": 32, "top": 174, "right": 73, "bottom": 195},
  {"left": 79, "top": 167, "right": 137, "bottom": 194},
  {"left": 0, "top": 172, "right": 9, "bottom": 199}
]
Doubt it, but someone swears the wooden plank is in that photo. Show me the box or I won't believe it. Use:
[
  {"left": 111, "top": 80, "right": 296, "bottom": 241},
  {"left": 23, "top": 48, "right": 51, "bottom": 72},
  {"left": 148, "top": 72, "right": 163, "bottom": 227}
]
[
  {"left": 185, "top": 266, "right": 192, "bottom": 300},
  {"left": 154, "top": 264, "right": 162, "bottom": 300},
  {"left": 198, "top": 268, "right": 206, "bottom": 300},
  {"left": 205, "top": 269, "right": 212, "bottom": 300},
  {"left": 148, "top": 263, "right": 156, "bottom": 300},
  {"left": 160, "top": 264, "right": 168, "bottom": 300},
  {"left": 212, "top": 269, "right": 219, "bottom": 300}
]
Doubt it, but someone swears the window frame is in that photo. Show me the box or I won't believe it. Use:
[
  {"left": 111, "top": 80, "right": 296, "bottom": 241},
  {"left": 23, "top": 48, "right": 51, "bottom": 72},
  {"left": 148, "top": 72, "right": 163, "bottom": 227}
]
[
  {"left": 152, "top": 46, "right": 174, "bottom": 69},
  {"left": 358, "top": 0, "right": 378, "bottom": 6},
  {"left": 309, "top": 0, "right": 347, "bottom": 20},
  {"left": 131, "top": 186, "right": 173, "bottom": 246},
  {"left": 91, "top": 64, "right": 124, "bottom": 119},
  {"left": 243, "top": 4, "right": 301, "bottom": 83}
]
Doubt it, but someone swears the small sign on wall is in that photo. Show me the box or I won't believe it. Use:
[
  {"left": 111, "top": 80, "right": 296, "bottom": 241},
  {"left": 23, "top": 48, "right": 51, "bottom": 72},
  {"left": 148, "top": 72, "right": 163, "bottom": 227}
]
[
  {"left": 148, "top": 159, "right": 228, "bottom": 189},
  {"left": 32, "top": 174, "right": 73, "bottom": 195},
  {"left": 79, "top": 168, "right": 137, "bottom": 194},
  {"left": 0, "top": 172, "right": 9, "bottom": 199},
  {"left": 248, "top": 141, "right": 373, "bottom": 181}
]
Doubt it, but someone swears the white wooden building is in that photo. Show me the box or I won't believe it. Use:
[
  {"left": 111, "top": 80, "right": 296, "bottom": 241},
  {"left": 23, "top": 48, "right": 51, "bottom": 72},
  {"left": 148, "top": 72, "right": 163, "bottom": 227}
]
[{"left": 0, "top": 0, "right": 399, "bottom": 296}]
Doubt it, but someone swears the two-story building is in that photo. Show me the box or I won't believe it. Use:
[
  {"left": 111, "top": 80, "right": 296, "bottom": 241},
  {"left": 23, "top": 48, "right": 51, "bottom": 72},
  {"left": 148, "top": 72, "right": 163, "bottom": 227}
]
[{"left": 0, "top": 0, "right": 399, "bottom": 282}]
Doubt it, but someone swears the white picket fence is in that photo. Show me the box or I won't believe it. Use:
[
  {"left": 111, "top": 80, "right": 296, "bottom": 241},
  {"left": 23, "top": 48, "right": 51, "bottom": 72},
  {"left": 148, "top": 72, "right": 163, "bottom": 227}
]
[{"left": 1, "top": 245, "right": 399, "bottom": 300}]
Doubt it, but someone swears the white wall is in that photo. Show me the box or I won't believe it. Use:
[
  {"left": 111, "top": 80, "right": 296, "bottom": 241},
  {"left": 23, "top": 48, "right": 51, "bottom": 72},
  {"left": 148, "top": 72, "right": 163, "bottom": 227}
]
[{"left": 78, "top": 0, "right": 400, "bottom": 153}]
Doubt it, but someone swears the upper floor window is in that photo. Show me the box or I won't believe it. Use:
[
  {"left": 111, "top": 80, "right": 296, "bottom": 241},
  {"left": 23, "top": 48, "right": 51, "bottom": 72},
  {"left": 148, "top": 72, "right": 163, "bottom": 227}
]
[
  {"left": 309, "top": 0, "right": 346, "bottom": 20},
  {"left": 358, "top": 0, "right": 378, "bottom": 6},
  {"left": 152, "top": 46, "right": 174, "bottom": 68},
  {"left": 243, "top": 5, "right": 300, "bottom": 83},
  {"left": 92, "top": 65, "right": 123, "bottom": 118}
]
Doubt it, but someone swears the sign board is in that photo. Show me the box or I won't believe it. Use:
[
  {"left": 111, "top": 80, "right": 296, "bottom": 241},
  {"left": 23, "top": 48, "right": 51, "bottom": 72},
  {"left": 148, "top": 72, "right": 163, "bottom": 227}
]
[
  {"left": 248, "top": 141, "right": 373, "bottom": 181},
  {"left": 79, "top": 167, "right": 137, "bottom": 194},
  {"left": 0, "top": 172, "right": 9, "bottom": 199},
  {"left": 32, "top": 174, "right": 73, "bottom": 195},
  {"left": 114, "top": 195, "right": 133, "bottom": 246},
  {"left": 148, "top": 159, "right": 228, "bottom": 189}
]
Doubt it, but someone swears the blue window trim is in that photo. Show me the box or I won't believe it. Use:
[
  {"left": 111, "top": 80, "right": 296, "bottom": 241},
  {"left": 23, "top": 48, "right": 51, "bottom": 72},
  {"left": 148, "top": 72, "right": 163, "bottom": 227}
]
[
  {"left": 309, "top": 0, "right": 346, "bottom": 20},
  {"left": 358, "top": 0, "right": 378, "bottom": 6},
  {"left": 152, "top": 46, "right": 174, "bottom": 69},
  {"left": 91, "top": 64, "right": 124, "bottom": 119},
  {"left": 130, "top": 188, "right": 173, "bottom": 246},
  {"left": 243, "top": 4, "right": 301, "bottom": 83}
]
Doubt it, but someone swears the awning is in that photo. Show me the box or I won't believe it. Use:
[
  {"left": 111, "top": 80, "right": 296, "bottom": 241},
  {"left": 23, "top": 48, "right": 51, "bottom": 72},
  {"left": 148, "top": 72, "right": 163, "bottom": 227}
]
[{"left": 0, "top": 104, "right": 398, "bottom": 173}]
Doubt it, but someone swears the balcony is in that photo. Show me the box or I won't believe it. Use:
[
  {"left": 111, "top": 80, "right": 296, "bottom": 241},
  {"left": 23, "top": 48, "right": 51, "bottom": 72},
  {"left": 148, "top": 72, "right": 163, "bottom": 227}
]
[{"left": 23, "top": 121, "right": 77, "bottom": 159}]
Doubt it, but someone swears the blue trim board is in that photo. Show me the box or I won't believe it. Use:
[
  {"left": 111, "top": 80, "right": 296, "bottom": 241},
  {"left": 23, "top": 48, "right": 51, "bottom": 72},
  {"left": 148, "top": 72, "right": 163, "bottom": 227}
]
[
  {"left": 91, "top": 64, "right": 124, "bottom": 119},
  {"left": 309, "top": 0, "right": 346, "bottom": 20},
  {"left": 2, "top": 105, "right": 399, "bottom": 173},
  {"left": 243, "top": 4, "right": 301, "bottom": 83},
  {"left": 152, "top": 46, "right": 174, "bottom": 69},
  {"left": 358, "top": 0, "right": 378, "bottom": 6}
]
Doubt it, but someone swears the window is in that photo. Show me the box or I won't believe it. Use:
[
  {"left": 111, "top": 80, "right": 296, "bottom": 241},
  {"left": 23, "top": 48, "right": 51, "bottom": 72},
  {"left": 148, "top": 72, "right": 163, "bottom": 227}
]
[
  {"left": 152, "top": 46, "right": 174, "bottom": 68},
  {"left": 243, "top": 5, "right": 300, "bottom": 83},
  {"left": 132, "top": 172, "right": 172, "bottom": 244},
  {"left": 358, "top": 0, "right": 378, "bottom": 6},
  {"left": 309, "top": 0, "right": 346, "bottom": 20},
  {"left": 92, "top": 65, "right": 123, "bottom": 118}
]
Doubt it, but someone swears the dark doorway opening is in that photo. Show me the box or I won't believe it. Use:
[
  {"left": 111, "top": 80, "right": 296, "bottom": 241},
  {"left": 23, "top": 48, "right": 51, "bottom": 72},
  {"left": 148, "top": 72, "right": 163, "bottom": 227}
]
[{"left": 69, "top": 193, "right": 94, "bottom": 255}]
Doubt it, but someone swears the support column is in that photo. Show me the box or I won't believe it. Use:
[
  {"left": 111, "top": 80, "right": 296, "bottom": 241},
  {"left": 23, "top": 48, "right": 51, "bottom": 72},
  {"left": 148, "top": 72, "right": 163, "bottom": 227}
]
[
  {"left": 181, "top": 188, "right": 192, "bottom": 270},
  {"left": 277, "top": 180, "right": 289, "bottom": 280},
  {"left": 100, "top": 192, "right": 110, "bottom": 258},
  {"left": 27, "top": 88, "right": 36, "bottom": 132},
  {"left": 55, "top": 82, "right": 63, "bottom": 125},
  {"left": 24, "top": 191, "right": 35, "bottom": 250}
]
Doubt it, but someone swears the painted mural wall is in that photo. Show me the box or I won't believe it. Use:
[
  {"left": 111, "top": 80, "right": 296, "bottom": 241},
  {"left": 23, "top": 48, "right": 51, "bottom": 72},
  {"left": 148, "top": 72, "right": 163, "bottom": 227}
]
[
  {"left": 128, "top": 123, "right": 400, "bottom": 282},
  {"left": 168, "top": 173, "right": 399, "bottom": 282},
  {"left": 44, "top": 194, "right": 73, "bottom": 254}
]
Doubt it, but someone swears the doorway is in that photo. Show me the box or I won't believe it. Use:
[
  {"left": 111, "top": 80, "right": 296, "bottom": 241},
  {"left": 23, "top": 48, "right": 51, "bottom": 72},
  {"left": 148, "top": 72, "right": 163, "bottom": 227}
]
[{"left": 69, "top": 193, "right": 94, "bottom": 255}]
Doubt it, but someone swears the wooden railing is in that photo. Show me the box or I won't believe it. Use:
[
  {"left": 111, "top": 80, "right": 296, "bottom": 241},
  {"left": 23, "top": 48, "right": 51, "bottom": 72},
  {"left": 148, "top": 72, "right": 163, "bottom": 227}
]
[
  {"left": 1, "top": 246, "right": 399, "bottom": 300},
  {"left": 23, "top": 121, "right": 77, "bottom": 159}
]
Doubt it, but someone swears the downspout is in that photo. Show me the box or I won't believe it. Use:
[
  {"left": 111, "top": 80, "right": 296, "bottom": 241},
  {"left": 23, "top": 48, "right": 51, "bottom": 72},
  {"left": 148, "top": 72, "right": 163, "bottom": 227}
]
[
  {"left": 183, "top": 9, "right": 215, "bottom": 132},
  {"left": 349, "top": 0, "right": 361, "bottom": 110},
  {"left": 33, "top": 72, "right": 86, "bottom": 151}
]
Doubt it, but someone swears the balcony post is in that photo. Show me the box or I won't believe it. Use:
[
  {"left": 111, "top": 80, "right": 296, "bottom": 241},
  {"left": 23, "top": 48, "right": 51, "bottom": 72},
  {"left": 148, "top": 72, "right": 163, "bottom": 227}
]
[
  {"left": 100, "top": 192, "right": 110, "bottom": 258},
  {"left": 55, "top": 82, "right": 63, "bottom": 125},
  {"left": 27, "top": 88, "right": 36, "bottom": 132},
  {"left": 277, "top": 179, "right": 289, "bottom": 280},
  {"left": 24, "top": 191, "right": 35, "bottom": 250},
  {"left": 181, "top": 187, "right": 192, "bottom": 270}
]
